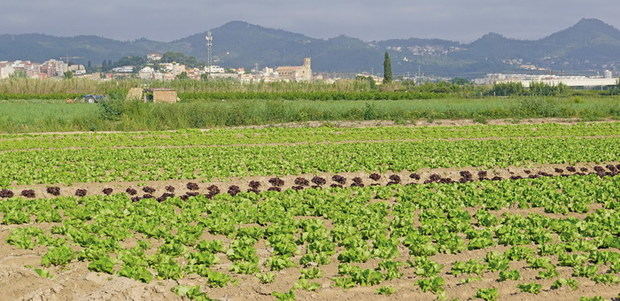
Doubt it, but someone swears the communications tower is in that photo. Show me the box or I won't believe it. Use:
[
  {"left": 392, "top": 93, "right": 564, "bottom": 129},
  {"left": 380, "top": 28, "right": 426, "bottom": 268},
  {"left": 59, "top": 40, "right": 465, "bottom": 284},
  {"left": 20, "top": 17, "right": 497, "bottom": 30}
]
[{"left": 205, "top": 31, "right": 214, "bottom": 79}]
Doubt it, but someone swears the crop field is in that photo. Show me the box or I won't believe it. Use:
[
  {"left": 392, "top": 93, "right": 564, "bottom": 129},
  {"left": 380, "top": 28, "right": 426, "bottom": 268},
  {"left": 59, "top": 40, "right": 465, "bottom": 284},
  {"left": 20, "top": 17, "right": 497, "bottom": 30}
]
[{"left": 0, "top": 121, "right": 619, "bottom": 300}]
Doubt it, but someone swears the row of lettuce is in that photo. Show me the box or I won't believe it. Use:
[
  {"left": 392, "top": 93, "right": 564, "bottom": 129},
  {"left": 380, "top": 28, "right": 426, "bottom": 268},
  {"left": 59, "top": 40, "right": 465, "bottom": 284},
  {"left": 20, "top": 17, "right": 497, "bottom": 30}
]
[
  {"left": 1, "top": 122, "right": 618, "bottom": 151},
  {"left": 1, "top": 136, "right": 619, "bottom": 186}
]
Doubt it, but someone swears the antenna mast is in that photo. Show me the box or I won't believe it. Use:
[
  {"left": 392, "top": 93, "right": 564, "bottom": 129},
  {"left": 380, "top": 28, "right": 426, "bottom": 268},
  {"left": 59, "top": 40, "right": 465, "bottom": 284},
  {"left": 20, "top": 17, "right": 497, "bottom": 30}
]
[{"left": 205, "top": 31, "right": 214, "bottom": 79}]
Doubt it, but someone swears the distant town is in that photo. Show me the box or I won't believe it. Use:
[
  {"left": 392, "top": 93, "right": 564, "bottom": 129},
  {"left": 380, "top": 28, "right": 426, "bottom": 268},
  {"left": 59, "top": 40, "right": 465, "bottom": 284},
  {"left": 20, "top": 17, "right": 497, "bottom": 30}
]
[{"left": 0, "top": 53, "right": 618, "bottom": 89}]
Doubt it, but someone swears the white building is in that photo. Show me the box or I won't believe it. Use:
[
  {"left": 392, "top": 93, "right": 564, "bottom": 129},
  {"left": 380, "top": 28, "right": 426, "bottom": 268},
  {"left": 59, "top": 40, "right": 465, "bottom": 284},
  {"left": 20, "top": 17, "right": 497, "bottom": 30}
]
[
  {"left": 40, "top": 59, "right": 68, "bottom": 77},
  {"left": 68, "top": 64, "right": 86, "bottom": 75},
  {"left": 604, "top": 70, "right": 613, "bottom": 79},
  {"left": 0, "top": 61, "right": 15, "bottom": 79},
  {"left": 112, "top": 66, "right": 135, "bottom": 73},
  {"left": 204, "top": 65, "right": 225, "bottom": 74},
  {"left": 159, "top": 62, "right": 186, "bottom": 76},
  {"left": 478, "top": 73, "right": 618, "bottom": 88},
  {"left": 147, "top": 53, "right": 163, "bottom": 61}
]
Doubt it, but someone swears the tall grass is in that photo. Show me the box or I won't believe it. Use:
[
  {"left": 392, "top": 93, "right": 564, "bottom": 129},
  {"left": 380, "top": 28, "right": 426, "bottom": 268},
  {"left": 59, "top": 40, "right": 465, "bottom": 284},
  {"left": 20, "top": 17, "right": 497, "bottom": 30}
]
[{"left": 1, "top": 96, "right": 618, "bottom": 133}]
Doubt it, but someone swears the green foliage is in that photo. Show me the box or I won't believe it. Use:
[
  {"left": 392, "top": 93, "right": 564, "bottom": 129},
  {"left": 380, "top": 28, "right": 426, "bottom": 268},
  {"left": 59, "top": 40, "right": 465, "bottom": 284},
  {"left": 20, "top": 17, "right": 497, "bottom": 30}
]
[
  {"left": 410, "top": 257, "right": 443, "bottom": 277},
  {"left": 488, "top": 82, "right": 526, "bottom": 96},
  {"left": 488, "top": 82, "right": 568, "bottom": 97},
  {"left": 41, "top": 245, "right": 75, "bottom": 266},
  {"left": 416, "top": 276, "right": 445, "bottom": 294},
  {"left": 300, "top": 267, "right": 322, "bottom": 279},
  {"left": 118, "top": 264, "right": 153, "bottom": 283},
  {"left": 294, "top": 279, "right": 321, "bottom": 291},
  {"left": 376, "top": 286, "right": 395, "bottom": 295},
  {"left": 551, "top": 278, "right": 579, "bottom": 290},
  {"left": 272, "top": 290, "right": 295, "bottom": 301},
  {"left": 33, "top": 268, "right": 53, "bottom": 279},
  {"left": 172, "top": 285, "right": 214, "bottom": 301},
  {"left": 7, "top": 227, "right": 45, "bottom": 249},
  {"left": 266, "top": 255, "right": 295, "bottom": 271},
  {"left": 517, "top": 283, "right": 542, "bottom": 294},
  {"left": 2, "top": 159, "right": 620, "bottom": 300},
  {"left": 591, "top": 273, "right": 619, "bottom": 284},
  {"left": 231, "top": 261, "right": 259, "bottom": 275},
  {"left": 160, "top": 52, "right": 202, "bottom": 68},
  {"left": 204, "top": 270, "right": 232, "bottom": 288},
  {"left": 256, "top": 272, "right": 276, "bottom": 284},
  {"left": 579, "top": 297, "right": 605, "bottom": 301},
  {"left": 383, "top": 52, "right": 393, "bottom": 84},
  {"left": 498, "top": 270, "right": 521, "bottom": 282},
  {"left": 176, "top": 72, "right": 190, "bottom": 80},
  {"left": 475, "top": 288, "right": 499, "bottom": 301},
  {"left": 88, "top": 256, "right": 115, "bottom": 274},
  {"left": 451, "top": 260, "right": 486, "bottom": 276}
]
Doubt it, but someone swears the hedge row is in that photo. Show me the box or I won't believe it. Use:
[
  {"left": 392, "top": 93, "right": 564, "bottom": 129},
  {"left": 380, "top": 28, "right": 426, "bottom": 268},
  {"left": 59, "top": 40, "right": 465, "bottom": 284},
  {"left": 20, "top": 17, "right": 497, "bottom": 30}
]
[{"left": 179, "top": 91, "right": 444, "bottom": 101}]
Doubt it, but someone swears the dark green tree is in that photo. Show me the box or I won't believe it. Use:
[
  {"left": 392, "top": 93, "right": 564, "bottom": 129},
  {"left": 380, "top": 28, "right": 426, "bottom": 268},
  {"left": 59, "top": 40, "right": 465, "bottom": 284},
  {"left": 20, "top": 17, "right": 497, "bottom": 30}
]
[
  {"left": 175, "top": 72, "right": 190, "bottom": 80},
  {"left": 383, "top": 52, "right": 393, "bottom": 84},
  {"left": 63, "top": 71, "right": 74, "bottom": 79},
  {"left": 9, "top": 70, "right": 27, "bottom": 79},
  {"left": 161, "top": 52, "right": 202, "bottom": 68}
]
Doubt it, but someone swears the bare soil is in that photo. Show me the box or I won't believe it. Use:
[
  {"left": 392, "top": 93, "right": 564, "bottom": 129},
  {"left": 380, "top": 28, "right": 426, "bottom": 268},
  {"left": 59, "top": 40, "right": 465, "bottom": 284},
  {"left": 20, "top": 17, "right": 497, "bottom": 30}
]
[
  {"left": 2, "top": 118, "right": 618, "bottom": 136},
  {"left": 1, "top": 216, "right": 618, "bottom": 301}
]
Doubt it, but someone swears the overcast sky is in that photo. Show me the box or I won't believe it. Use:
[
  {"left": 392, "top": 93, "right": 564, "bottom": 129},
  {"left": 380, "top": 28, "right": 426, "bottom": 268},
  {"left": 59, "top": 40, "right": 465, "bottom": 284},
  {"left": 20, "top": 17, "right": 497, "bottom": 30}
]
[{"left": 0, "top": 0, "right": 619, "bottom": 42}]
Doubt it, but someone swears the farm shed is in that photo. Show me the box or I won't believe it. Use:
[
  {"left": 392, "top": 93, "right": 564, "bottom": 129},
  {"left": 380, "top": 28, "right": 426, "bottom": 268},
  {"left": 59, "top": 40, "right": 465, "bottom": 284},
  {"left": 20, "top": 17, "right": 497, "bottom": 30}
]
[{"left": 142, "top": 88, "right": 179, "bottom": 103}]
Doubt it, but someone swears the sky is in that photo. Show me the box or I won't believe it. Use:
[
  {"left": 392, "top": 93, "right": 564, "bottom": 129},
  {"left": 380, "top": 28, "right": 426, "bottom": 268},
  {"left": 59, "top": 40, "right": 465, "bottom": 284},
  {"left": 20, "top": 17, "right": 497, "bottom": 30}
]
[{"left": 0, "top": 0, "right": 619, "bottom": 42}]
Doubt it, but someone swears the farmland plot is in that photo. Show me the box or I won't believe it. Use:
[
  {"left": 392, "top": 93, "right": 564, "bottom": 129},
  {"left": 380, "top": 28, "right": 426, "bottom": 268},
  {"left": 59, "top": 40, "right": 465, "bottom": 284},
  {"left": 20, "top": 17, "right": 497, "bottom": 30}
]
[{"left": 0, "top": 121, "right": 619, "bottom": 300}]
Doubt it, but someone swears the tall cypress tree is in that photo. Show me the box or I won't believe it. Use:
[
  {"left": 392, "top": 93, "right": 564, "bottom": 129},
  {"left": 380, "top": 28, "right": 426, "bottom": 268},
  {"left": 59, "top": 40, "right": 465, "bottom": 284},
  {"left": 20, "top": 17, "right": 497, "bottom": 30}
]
[{"left": 383, "top": 52, "right": 393, "bottom": 83}]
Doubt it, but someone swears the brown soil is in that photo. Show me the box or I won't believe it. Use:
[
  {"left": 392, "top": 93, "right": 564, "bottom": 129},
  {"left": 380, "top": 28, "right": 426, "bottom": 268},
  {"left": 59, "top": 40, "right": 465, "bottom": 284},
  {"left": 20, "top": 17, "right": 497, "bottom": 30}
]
[
  {"left": 6, "top": 161, "right": 619, "bottom": 200},
  {"left": 2, "top": 162, "right": 619, "bottom": 300},
  {"left": 1, "top": 218, "right": 618, "bottom": 300},
  {"left": 2, "top": 118, "right": 618, "bottom": 136}
]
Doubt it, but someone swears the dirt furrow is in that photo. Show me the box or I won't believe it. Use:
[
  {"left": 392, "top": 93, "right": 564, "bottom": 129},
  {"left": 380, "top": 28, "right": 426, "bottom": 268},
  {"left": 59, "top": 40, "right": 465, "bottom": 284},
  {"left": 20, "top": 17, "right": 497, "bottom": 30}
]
[{"left": 3, "top": 162, "right": 618, "bottom": 201}]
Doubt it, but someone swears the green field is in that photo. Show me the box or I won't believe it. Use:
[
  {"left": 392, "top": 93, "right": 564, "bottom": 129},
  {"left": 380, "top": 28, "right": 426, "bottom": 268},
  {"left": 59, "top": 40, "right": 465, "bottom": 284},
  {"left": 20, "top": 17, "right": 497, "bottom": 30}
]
[
  {"left": 0, "top": 122, "right": 618, "bottom": 186},
  {"left": 0, "top": 105, "right": 618, "bottom": 300}
]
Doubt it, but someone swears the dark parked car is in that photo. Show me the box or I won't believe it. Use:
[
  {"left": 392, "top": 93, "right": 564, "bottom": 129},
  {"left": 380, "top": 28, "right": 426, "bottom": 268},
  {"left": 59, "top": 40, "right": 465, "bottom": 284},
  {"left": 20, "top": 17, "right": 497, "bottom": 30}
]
[{"left": 82, "top": 94, "right": 106, "bottom": 103}]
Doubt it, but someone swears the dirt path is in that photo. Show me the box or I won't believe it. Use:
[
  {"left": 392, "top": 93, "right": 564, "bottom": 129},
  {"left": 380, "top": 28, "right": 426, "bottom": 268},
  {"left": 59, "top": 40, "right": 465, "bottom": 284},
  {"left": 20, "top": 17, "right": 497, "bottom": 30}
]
[
  {"left": 4, "top": 161, "right": 618, "bottom": 201},
  {"left": 1, "top": 118, "right": 618, "bottom": 136}
]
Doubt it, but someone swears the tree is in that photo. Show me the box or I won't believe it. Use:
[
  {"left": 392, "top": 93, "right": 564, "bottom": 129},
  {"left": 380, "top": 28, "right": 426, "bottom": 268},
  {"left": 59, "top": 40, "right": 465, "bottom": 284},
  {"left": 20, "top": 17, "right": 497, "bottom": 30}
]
[
  {"left": 63, "top": 71, "right": 74, "bottom": 79},
  {"left": 176, "top": 72, "right": 189, "bottom": 80},
  {"left": 383, "top": 52, "right": 393, "bottom": 84},
  {"left": 450, "top": 78, "right": 471, "bottom": 85},
  {"left": 161, "top": 52, "right": 202, "bottom": 68},
  {"left": 9, "top": 70, "right": 27, "bottom": 79}
]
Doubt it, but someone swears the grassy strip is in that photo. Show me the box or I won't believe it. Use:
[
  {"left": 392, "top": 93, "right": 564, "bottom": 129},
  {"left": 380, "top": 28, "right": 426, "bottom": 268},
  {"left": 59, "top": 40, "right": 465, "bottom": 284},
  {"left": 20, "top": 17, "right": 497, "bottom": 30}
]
[
  {"left": 179, "top": 91, "right": 443, "bottom": 101},
  {"left": 1, "top": 97, "right": 619, "bottom": 133}
]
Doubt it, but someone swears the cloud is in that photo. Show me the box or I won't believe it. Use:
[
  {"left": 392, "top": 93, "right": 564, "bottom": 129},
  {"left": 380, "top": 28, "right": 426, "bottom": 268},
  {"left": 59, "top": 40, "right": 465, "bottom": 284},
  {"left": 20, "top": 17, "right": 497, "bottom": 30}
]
[{"left": 0, "top": 0, "right": 618, "bottom": 42}]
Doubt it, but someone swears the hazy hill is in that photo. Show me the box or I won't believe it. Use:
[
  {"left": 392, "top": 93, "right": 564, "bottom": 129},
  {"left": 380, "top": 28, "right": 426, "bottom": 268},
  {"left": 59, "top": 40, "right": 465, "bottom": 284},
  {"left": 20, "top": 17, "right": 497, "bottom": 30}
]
[{"left": 0, "top": 18, "right": 619, "bottom": 77}]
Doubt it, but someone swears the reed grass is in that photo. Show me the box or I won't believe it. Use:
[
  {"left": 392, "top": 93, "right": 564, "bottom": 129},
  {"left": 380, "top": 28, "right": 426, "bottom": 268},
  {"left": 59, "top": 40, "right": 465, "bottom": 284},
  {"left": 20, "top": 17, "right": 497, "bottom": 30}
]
[{"left": 1, "top": 96, "right": 618, "bottom": 133}]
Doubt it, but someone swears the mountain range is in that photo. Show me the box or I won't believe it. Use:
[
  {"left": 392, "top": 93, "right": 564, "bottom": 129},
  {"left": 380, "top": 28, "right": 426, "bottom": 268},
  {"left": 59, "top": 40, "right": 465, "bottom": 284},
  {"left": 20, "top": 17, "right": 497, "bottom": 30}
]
[{"left": 0, "top": 18, "right": 619, "bottom": 78}]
